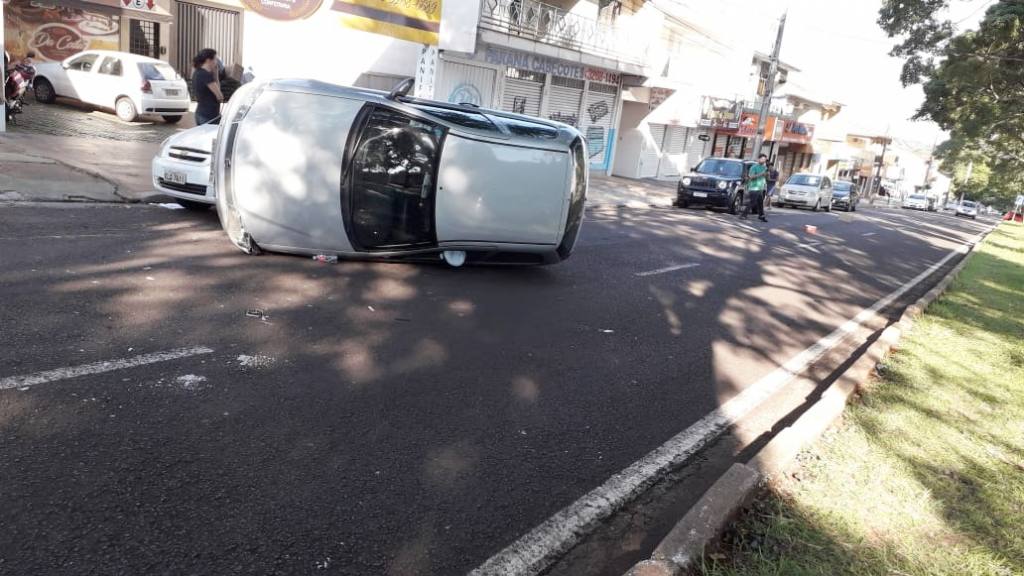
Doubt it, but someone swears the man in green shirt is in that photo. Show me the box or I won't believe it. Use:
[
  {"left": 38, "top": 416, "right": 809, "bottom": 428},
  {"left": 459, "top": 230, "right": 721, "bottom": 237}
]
[{"left": 741, "top": 154, "right": 769, "bottom": 222}]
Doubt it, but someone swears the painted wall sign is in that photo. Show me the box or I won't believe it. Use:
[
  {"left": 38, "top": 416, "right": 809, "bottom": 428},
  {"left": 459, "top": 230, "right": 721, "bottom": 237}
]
[
  {"left": 781, "top": 120, "right": 814, "bottom": 144},
  {"left": 481, "top": 45, "right": 584, "bottom": 79},
  {"left": 587, "top": 100, "right": 609, "bottom": 123},
  {"left": 3, "top": 2, "right": 120, "bottom": 63},
  {"left": 585, "top": 67, "right": 620, "bottom": 85},
  {"left": 333, "top": 0, "right": 441, "bottom": 45},
  {"left": 243, "top": 0, "right": 324, "bottom": 20},
  {"left": 121, "top": 0, "right": 157, "bottom": 12}
]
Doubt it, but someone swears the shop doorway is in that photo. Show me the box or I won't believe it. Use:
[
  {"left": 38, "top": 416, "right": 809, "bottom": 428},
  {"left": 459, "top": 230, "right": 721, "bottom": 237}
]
[{"left": 129, "top": 20, "right": 161, "bottom": 60}]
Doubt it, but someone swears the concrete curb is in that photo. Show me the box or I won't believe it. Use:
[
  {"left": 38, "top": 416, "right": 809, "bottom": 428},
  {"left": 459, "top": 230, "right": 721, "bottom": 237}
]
[{"left": 622, "top": 223, "right": 999, "bottom": 575}]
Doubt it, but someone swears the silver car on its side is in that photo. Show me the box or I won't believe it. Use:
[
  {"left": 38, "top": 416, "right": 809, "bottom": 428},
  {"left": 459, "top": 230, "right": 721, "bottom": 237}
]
[{"left": 213, "top": 79, "right": 587, "bottom": 266}]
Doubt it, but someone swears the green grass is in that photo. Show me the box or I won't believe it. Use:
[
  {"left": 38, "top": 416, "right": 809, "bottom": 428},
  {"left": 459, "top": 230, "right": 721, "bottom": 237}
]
[{"left": 701, "top": 224, "right": 1024, "bottom": 576}]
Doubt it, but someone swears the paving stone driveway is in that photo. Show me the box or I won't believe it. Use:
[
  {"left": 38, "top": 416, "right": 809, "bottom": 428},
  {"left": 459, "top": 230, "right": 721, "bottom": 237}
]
[{"left": 7, "top": 97, "right": 195, "bottom": 143}]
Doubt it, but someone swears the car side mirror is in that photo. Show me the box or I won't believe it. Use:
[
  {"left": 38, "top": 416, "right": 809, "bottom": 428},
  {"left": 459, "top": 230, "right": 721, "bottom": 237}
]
[{"left": 62, "top": 62, "right": 70, "bottom": 70}]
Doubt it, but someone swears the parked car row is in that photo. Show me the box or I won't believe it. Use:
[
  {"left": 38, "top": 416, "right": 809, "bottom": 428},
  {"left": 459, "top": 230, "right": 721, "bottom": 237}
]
[{"left": 675, "top": 159, "right": 860, "bottom": 214}]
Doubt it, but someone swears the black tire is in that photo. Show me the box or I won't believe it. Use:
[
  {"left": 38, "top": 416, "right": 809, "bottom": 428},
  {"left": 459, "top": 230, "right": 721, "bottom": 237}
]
[
  {"left": 115, "top": 97, "right": 137, "bottom": 122},
  {"left": 162, "top": 115, "right": 183, "bottom": 124},
  {"left": 34, "top": 79, "right": 56, "bottom": 104},
  {"left": 679, "top": 200, "right": 689, "bottom": 209},
  {"left": 175, "top": 198, "right": 211, "bottom": 211},
  {"left": 729, "top": 193, "right": 742, "bottom": 215}
]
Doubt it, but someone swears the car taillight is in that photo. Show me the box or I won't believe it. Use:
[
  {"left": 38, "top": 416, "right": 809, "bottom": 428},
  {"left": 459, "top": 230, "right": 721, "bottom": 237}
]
[{"left": 141, "top": 80, "right": 152, "bottom": 94}]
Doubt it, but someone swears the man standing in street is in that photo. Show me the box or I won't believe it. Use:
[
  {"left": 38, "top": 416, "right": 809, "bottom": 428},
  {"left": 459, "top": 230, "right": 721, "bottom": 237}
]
[
  {"left": 742, "top": 154, "right": 769, "bottom": 222},
  {"left": 765, "top": 159, "right": 780, "bottom": 211}
]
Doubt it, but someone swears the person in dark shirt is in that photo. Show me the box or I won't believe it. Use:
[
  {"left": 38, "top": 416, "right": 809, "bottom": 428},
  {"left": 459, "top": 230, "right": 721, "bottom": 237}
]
[
  {"left": 765, "top": 160, "right": 780, "bottom": 211},
  {"left": 192, "top": 48, "right": 224, "bottom": 125}
]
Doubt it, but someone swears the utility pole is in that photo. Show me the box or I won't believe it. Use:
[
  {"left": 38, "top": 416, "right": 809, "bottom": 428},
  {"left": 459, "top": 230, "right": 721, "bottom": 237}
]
[
  {"left": 750, "top": 12, "right": 787, "bottom": 161},
  {"left": 871, "top": 137, "right": 889, "bottom": 203}
]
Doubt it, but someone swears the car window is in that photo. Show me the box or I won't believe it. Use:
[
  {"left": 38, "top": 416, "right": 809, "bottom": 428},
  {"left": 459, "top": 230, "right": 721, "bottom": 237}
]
[
  {"left": 67, "top": 54, "right": 99, "bottom": 72},
  {"left": 834, "top": 182, "right": 853, "bottom": 192},
  {"left": 787, "top": 174, "right": 821, "bottom": 186},
  {"left": 962, "top": 201, "right": 976, "bottom": 207},
  {"left": 492, "top": 116, "right": 559, "bottom": 139},
  {"left": 138, "top": 62, "right": 178, "bottom": 81},
  {"left": 412, "top": 104, "right": 498, "bottom": 132},
  {"left": 695, "top": 159, "right": 743, "bottom": 178},
  {"left": 97, "top": 57, "right": 122, "bottom": 76}
]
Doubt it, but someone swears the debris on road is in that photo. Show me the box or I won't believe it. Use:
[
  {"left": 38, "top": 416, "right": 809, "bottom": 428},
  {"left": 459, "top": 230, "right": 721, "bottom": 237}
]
[
  {"left": 237, "top": 354, "right": 275, "bottom": 369},
  {"left": 804, "top": 224, "right": 818, "bottom": 234},
  {"left": 154, "top": 203, "right": 185, "bottom": 210},
  {"left": 245, "top": 308, "right": 267, "bottom": 320},
  {"left": 312, "top": 254, "right": 339, "bottom": 264},
  {"left": 175, "top": 374, "right": 207, "bottom": 390},
  {"left": 600, "top": 329, "right": 615, "bottom": 333}
]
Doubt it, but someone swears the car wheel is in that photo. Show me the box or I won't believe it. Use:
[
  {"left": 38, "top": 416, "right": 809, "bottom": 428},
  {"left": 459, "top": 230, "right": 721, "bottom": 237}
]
[
  {"left": 174, "top": 199, "right": 210, "bottom": 211},
  {"left": 115, "top": 97, "right": 138, "bottom": 122},
  {"left": 34, "top": 79, "right": 56, "bottom": 104},
  {"left": 826, "top": 199, "right": 833, "bottom": 212},
  {"left": 812, "top": 199, "right": 820, "bottom": 212},
  {"left": 162, "top": 115, "right": 183, "bottom": 124},
  {"left": 679, "top": 199, "right": 689, "bottom": 209},
  {"left": 728, "top": 193, "right": 742, "bottom": 215}
]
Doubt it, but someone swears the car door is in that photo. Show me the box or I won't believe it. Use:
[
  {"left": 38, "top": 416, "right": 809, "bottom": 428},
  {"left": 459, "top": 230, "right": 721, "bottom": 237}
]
[
  {"left": 62, "top": 53, "right": 101, "bottom": 103},
  {"left": 93, "top": 56, "right": 125, "bottom": 109}
]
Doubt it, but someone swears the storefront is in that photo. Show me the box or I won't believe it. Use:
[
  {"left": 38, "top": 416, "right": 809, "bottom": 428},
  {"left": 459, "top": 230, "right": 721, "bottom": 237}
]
[
  {"left": 427, "top": 44, "right": 624, "bottom": 173},
  {"left": 3, "top": 0, "right": 171, "bottom": 65}
]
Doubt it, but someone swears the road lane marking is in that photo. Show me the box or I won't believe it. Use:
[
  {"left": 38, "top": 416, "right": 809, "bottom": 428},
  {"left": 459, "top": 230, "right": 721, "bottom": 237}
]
[
  {"left": 863, "top": 232, "right": 877, "bottom": 237},
  {"left": 635, "top": 263, "right": 700, "bottom": 277},
  {"left": 0, "top": 346, "right": 214, "bottom": 390},
  {"left": 470, "top": 230, "right": 990, "bottom": 576}
]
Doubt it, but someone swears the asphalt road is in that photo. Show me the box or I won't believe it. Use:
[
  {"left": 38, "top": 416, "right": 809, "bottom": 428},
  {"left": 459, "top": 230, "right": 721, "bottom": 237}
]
[{"left": 0, "top": 201, "right": 991, "bottom": 575}]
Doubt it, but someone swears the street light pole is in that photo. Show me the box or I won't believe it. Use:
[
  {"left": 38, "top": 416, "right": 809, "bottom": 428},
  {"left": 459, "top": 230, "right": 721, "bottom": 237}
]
[{"left": 750, "top": 12, "right": 787, "bottom": 161}]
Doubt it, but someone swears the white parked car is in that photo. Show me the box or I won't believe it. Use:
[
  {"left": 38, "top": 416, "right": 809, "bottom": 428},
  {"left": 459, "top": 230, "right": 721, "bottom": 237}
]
[
  {"left": 152, "top": 124, "right": 219, "bottom": 210},
  {"left": 33, "top": 50, "right": 189, "bottom": 123},
  {"left": 777, "top": 173, "right": 834, "bottom": 211},
  {"left": 902, "top": 194, "right": 930, "bottom": 210}
]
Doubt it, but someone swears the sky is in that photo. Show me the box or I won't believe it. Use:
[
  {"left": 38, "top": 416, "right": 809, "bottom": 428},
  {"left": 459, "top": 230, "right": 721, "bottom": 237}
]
[{"left": 678, "top": 0, "right": 994, "bottom": 147}]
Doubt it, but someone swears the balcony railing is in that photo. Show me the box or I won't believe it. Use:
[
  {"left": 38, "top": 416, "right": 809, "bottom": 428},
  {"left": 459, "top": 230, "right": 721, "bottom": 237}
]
[{"left": 479, "top": 0, "right": 644, "bottom": 65}]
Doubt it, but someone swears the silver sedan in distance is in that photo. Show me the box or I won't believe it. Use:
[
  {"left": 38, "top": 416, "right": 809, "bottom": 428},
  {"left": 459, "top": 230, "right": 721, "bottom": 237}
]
[{"left": 213, "top": 79, "right": 587, "bottom": 267}]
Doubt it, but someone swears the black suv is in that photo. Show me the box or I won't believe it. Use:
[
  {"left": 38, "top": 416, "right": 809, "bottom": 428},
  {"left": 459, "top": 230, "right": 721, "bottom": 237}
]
[{"left": 676, "top": 157, "right": 753, "bottom": 214}]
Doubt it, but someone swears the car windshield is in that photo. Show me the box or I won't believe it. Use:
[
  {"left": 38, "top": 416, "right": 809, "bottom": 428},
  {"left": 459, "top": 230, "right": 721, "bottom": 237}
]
[
  {"left": 909, "top": 195, "right": 926, "bottom": 200},
  {"left": 138, "top": 62, "right": 178, "bottom": 81},
  {"left": 695, "top": 159, "right": 743, "bottom": 178},
  {"left": 833, "top": 182, "right": 853, "bottom": 195},
  {"left": 787, "top": 175, "right": 821, "bottom": 186},
  {"left": 962, "top": 201, "right": 976, "bottom": 208}
]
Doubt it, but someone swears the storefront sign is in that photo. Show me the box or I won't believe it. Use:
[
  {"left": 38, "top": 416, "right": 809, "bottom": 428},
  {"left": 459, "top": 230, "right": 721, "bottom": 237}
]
[
  {"left": 781, "top": 121, "right": 814, "bottom": 144},
  {"left": 244, "top": 0, "right": 323, "bottom": 20},
  {"left": 333, "top": 0, "right": 441, "bottom": 44},
  {"left": 585, "top": 67, "right": 620, "bottom": 86},
  {"left": 699, "top": 96, "right": 740, "bottom": 129},
  {"left": 649, "top": 87, "right": 673, "bottom": 110},
  {"left": 4, "top": 2, "right": 120, "bottom": 63},
  {"left": 736, "top": 112, "right": 759, "bottom": 137},
  {"left": 121, "top": 0, "right": 158, "bottom": 12},
  {"left": 481, "top": 45, "right": 583, "bottom": 79}
]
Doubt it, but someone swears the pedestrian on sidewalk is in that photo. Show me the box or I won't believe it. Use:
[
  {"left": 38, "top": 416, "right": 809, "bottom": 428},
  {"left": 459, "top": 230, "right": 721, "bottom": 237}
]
[
  {"left": 765, "top": 160, "right": 780, "bottom": 211},
  {"left": 192, "top": 48, "right": 224, "bottom": 126},
  {"left": 741, "top": 154, "right": 769, "bottom": 222}
]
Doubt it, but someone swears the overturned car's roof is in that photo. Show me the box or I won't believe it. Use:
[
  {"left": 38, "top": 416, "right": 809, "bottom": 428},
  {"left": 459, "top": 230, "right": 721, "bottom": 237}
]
[{"left": 260, "top": 78, "right": 583, "bottom": 150}]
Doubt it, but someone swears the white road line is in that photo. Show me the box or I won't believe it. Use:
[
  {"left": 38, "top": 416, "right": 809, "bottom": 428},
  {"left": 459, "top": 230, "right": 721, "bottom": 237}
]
[
  {"left": 0, "top": 346, "right": 214, "bottom": 390},
  {"left": 863, "top": 232, "right": 877, "bottom": 237},
  {"left": 470, "top": 232, "right": 986, "bottom": 576},
  {"left": 795, "top": 241, "right": 822, "bottom": 250},
  {"left": 635, "top": 263, "right": 701, "bottom": 277}
]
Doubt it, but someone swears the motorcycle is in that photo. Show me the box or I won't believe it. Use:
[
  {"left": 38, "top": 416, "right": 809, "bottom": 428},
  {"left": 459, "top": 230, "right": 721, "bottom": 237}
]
[{"left": 5, "top": 62, "right": 35, "bottom": 123}]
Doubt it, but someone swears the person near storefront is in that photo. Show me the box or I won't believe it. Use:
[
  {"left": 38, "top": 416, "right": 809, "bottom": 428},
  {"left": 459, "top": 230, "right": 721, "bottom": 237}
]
[
  {"left": 741, "top": 154, "right": 769, "bottom": 222},
  {"left": 192, "top": 48, "right": 224, "bottom": 126}
]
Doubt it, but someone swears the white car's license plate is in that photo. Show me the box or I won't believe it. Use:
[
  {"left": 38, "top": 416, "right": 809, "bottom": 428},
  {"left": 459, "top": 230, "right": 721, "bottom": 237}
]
[
  {"left": 164, "top": 170, "right": 187, "bottom": 185},
  {"left": 165, "top": 89, "right": 180, "bottom": 96},
  {"left": 693, "top": 192, "right": 708, "bottom": 198}
]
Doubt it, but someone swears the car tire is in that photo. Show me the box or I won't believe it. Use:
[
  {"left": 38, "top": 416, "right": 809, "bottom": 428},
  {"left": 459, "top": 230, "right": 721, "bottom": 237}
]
[
  {"left": 34, "top": 79, "right": 56, "bottom": 104},
  {"left": 679, "top": 199, "right": 689, "bottom": 209},
  {"left": 826, "top": 199, "right": 833, "bottom": 212},
  {"left": 162, "top": 115, "right": 183, "bottom": 124},
  {"left": 728, "top": 193, "right": 742, "bottom": 215},
  {"left": 175, "top": 199, "right": 210, "bottom": 211},
  {"left": 115, "top": 97, "right": 138, "bottom": 122}
]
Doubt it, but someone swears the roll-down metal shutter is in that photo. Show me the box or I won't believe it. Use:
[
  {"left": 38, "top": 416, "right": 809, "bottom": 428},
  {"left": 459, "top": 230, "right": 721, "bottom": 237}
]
[
  {"left": 547, "top": 76, "right": 584, "bottom": 127},
  {"left": 658, "top": 126, "right": 687, "bottom": 178},
  {"left": 685, "top": 129, "right": 710, "bottom": 167},
  {"left": 502, "top": 68, "right": 544, "bottom": 118},
  {"left": 174, "top": 2, "right": 241, "bottom": 78},
  {"left": 641, "top": 124, "right": 665, "bottom": 179},
  {"left": 583, "top": 81, "right": 618, "bottom": 165}
]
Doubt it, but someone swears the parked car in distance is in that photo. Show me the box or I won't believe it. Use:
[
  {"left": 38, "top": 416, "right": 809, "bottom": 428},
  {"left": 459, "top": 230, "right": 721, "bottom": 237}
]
[
  {"left": 777, "top": 173, "right": 833, "bottom": 211},
  {"left": 902, "top": 194, "right": 930, "bottom": 210},
  {"left": 676, "top": 157, "right": 752, "bottom": 214},
  {"left": 831, "top": 180, "right": 859, "bottom": 212},
  {"left": 152, "top": 124, "right": 219, "bottom": 210},
  {"left": 956, "top": 200, "right": 979, "bottom": 219},
  {"left": 945, "top": 200, "right": 959, "bottom": 211},
  {"left": 213, "top": 78, "right": 587, "bottom": 267},
  {"left": 33, "top": 50, "right": 189, "bottom": 123}
]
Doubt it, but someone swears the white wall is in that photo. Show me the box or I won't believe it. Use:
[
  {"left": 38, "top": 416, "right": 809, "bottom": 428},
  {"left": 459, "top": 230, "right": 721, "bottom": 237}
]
[
  {"left": 241, "top": 9, "right": 420, "bottom": 86},
  {"left": 613, "top": 101, "right": 650, "bottom": 178}
]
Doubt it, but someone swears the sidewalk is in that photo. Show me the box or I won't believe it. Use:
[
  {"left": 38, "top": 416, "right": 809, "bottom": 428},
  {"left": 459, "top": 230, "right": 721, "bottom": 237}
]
[
  {"left": 699, "top": 223, "right": 1024, "bottom": 576},
  {"left": 0, "top": 132, "right": 163, "bottom": 202}
]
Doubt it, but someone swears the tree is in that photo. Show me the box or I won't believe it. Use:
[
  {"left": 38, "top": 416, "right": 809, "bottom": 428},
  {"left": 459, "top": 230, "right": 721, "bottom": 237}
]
[{"left": 879, "top": 0, "right": 1024, "bottom": 209}]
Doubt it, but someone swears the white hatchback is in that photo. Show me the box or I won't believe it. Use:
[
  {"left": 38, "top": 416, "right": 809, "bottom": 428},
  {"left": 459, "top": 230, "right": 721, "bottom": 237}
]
[
  {"left": 778, "top": 173, "right": 834, "bottom": 211},
  {"left": 152, "top": 124, "right": 219, "bottom": 210},
  {"left": 33, "top": 50, "right": 189, "bottom": 123}
]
